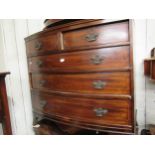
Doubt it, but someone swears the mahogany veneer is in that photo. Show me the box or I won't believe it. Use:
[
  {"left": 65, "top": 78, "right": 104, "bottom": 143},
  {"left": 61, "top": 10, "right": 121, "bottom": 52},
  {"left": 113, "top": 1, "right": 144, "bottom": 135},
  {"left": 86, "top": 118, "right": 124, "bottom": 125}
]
[
  {"left": 0, "top": 72, "right": 12, "bottom": 135},
  {"left": 25, "top": 19, "right": 135, "bottom": 135}
]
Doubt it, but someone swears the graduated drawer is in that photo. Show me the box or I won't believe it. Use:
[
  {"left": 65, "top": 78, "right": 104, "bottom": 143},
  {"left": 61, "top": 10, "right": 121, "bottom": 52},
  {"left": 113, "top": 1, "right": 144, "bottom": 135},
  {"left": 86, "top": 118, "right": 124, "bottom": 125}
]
[
  {"left": 28, "top": 46, "right": 130, "bottom": 73},
  {"left": 32, "top": 91, "right": 132, "bottom": 126},
  {"left": 63, "top": 21, "right": 129, "bottom": 50},
  {"left": 31, "top": 72, "right": 131, "bottom": 95},
  {"left": 26, "top": 33, "right": 59, "bottom": 57}
]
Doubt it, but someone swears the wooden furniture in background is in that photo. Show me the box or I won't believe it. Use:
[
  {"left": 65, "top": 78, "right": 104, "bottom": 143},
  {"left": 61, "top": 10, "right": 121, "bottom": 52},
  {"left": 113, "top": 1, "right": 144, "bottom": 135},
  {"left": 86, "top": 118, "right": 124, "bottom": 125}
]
[
  {"left": 25, "top": 19, "right": 135, "bottom": 135},
  {"left": 0, "top": 72, "right": 12, "bottom": 135},
  {"left": 144, "top": 58, "right": 155, "bottom": 80},
  {"left": 144, "top": 49, "right": 155, "bottom": 134}
]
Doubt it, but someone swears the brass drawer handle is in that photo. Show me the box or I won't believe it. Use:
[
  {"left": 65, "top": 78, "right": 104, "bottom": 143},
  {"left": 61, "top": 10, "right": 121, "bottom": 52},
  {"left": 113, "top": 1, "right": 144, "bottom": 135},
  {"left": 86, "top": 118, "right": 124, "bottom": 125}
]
[
  {"left": 40, "top": 100, "right": 47, "bottom": 108},
  {"left": 39, "top": 80, "right": 46, "bottom": 87},
  {"left": 36, "top": 60, "right": 43, "bottom": 67},
  {"left": 93, "top": 80, "right": 106, "bottom": 89},
  {"left": 85, "top": 33, "right": 98, "bottom": 42},
  {"left": 91, "top": 55, "right": 104, "bottom": 65},
  {"left": 35, "top": 41, "right": 43, "bottom": 50},
  {"left": 94, "top": 108, "right": 108, "bottom": 117}
]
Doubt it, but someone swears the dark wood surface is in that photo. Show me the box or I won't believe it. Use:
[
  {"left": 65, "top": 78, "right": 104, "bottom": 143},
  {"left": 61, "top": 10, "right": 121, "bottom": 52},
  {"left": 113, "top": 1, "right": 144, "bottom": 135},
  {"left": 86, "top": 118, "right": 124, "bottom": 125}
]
[
  {"left": 0, "top": 72, "right": 12, "bottom": 135},
  {"left": 28, "top": 46, "right": 130, "bottom": 73},
  {"left": 31, "top": 72, "right": 131, "bottom": 95},
  {"left": 44, "top": 19, "right": 81, "bottom": 29},
  {"left": 63, "top": 21, "right": 129, "bottom": 50},
  {"left": 25, "top": 19, "right": 135, "bottom": 135},
  {"left": 144, "top": 58, "right": 155, "bottom": 80},
  {"left": 32, "top": 90, "right": 132, "bottom": 126},
  {"left": 26, "top": 32, "right": 60, "bottom": 57}
]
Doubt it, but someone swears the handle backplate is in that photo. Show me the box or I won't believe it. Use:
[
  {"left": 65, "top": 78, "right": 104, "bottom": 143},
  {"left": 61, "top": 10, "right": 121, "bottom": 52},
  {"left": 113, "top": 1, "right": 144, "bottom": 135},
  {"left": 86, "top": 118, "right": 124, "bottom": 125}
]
[
  {"left": 91, "top": 55, "right": 103, "bottom": 65},
  {"left": 93, "top": 80, "right": 106, "bottom": 89},
  {"left": 85, "top": 33, "right": 98, "bottom": 42},
  {"left": 36, "top": 60, "right": 43, "bottom": 67},
  {"left": 35, "top": 41, "right": 42, "bottom": 50},
  {"left": 40, "top": 100, "right": 47, "bottom": 108},
  {"left": 39, "top": 80, "right": 46, "bottom": 87}
]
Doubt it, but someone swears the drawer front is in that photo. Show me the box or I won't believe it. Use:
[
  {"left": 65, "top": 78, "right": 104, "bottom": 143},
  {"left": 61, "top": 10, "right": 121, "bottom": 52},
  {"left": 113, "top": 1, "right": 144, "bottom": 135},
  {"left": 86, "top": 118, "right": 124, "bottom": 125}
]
[
  {"left": 32, "top": 91, "right": 132, "bottom": 126},
  {"left": 63, "top": 21, "right": 129, "bottom": 50},
  {"left": 26, "top": 33, "right": 59, "bottom": 57},
  {"left": 32, "top": 72, "right": 130, "bottom": 95},
  {"left": 29, "top": 46, "right": 130, "bottom": 73}
]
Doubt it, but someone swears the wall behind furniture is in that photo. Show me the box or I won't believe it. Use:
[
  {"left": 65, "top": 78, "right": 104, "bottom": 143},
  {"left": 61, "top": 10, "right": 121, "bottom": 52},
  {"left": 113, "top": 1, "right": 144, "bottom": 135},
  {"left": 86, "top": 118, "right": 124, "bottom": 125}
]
[
  {"left": 0, "top": 19, "right": 155, "bottom": 134},
  {"left": 0, "top": 19, "right": 44, "bottom": 134}
]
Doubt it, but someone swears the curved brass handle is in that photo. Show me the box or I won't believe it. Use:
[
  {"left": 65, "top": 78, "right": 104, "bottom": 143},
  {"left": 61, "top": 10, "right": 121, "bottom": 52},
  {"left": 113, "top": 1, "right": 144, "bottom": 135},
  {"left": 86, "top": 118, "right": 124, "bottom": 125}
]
[
  {"left": 93, "top": 80, "right": 106, "bottom": 89},
  {"left": 94, "top": 108, "right": 108, "bottom": 117},
  {"left": 35, "top": 41, "right": 42, "bottom": 50},
  {"left": 91, "top": 55, "right": 104, "bottom": 65},
  {"left": 39, "top": 80, "right": 46, "bottom": 87},
  {"left": 85, "top": 33, "right": 98, "bottom": 42},
  {"left": 40, "top": 100, "right": 47, "bottom": 108},
  {"left": 36, "top": 60, "right": 43, "bottom": 67}
]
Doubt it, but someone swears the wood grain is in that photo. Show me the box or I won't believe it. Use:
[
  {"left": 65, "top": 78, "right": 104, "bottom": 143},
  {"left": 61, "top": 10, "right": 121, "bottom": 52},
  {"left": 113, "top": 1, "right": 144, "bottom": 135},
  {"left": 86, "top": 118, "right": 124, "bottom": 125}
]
[
  {"left": 26, "top": 33, "right": 60, "bottom": 57},
  {"left": 63, "top": 21, "right": 129, "bottom": 50},
  {"left": 0, "top": 72, "right": 12, "bottom": 134},
  {"left": 28, "top": 46, "right": 130, "bottom": 73},
  {"left": 32, "top": 90, "right": 132, "bottom": 126},
  {"left": 32, "top": 72, "right": 131, "bottom": 95}
]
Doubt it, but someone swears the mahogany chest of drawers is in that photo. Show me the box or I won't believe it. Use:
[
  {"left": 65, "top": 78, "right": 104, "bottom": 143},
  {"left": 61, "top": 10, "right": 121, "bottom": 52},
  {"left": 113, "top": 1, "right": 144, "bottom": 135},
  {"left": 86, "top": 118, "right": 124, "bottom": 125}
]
[{"left": 25, "top": 19, "right": 135, "bottom": 134}]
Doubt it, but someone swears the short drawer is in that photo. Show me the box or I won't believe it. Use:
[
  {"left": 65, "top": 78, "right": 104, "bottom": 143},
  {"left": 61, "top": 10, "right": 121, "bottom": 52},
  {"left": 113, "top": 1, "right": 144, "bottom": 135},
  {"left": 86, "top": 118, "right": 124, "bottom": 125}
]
[
  {"left": 63, "top": 21, "right": 129, "bottom": 50},
  {"left": 32, "top": 91, "right": 132, "bottom": 126},
  {"left": 28, "top": 46, "right": 130, "bottom": 73},
  {"left": 31, "top": 72, "right": 131, "bottom": 95},
  {"left": 26, "top": 33, "right": 59, "bottom": 57}
]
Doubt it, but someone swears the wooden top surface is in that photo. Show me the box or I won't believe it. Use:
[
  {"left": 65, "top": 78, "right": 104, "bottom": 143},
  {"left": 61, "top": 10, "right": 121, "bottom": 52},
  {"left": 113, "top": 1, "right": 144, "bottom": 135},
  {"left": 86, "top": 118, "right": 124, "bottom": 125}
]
[
  {"left": 0, "top": 72, "right": 10, "bottom": 76},
  {"left": 145, "top": 57, "right": 155, "bottom": 61},
  {"left": 44, "top": 19, "right": 80, "bottom": 28},
  {"left": 25, "top": 19, "right": 128, "bottom": 41}
]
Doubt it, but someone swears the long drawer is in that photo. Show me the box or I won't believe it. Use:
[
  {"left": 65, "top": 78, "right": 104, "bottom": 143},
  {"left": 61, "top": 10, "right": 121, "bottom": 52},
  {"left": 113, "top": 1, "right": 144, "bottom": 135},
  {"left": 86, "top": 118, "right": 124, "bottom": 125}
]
[
  {"left": 28, "top": 46, "right": 130, "bottom": 73},
  {"left": 63, "top": 21, "right": 129, "bottom": 50},
  {"left": 31, "top": 72, "right": 131, "bottom": 95},
  {"left": 32, "top": 90, "right": 132, "bottom": 126}
]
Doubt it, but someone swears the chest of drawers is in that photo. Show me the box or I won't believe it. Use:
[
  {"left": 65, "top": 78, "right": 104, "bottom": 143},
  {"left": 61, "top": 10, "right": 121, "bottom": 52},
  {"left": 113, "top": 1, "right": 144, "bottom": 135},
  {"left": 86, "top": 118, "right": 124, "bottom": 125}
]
[{"left": 25, "top": 19, "right": 135, "bottom": 134}]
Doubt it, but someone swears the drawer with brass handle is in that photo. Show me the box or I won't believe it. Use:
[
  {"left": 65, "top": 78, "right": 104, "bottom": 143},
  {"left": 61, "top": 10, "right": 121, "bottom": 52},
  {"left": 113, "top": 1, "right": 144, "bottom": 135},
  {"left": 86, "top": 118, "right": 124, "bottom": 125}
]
[
  {"left": 26, "top": 33, "right": 59, "bottom": 57},
  {"left": 63, "top": 21, "right": 129, "bottom": 50},
  {"left": 32, "top": 90, "right": 132, "bottom": 126},
  {"left": 31, "top": 72, "right": 130, "bottom": 95},
  {"left": 28, "top": 46, "right": 130, "bottom": 73}
]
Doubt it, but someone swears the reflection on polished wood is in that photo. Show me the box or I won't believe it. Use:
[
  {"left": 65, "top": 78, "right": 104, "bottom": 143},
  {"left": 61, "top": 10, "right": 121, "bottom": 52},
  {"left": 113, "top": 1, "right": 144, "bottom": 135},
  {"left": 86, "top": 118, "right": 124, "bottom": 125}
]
[{"left": 25, "top": 19, "right": 135, "bottom": 135}]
